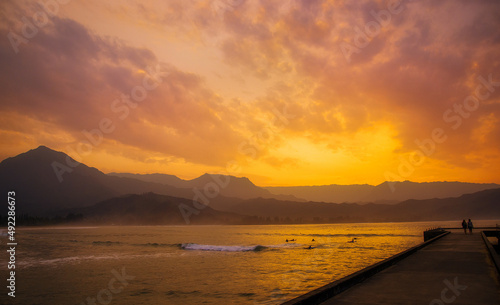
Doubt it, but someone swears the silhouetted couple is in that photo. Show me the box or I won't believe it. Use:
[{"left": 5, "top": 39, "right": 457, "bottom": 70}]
[{"left": 461, "top": 219, "right": 473, "bottom": 234}]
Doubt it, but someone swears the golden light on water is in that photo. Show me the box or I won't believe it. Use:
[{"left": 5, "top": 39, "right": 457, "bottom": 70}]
[{"left": 16, "top": 222, "right": 439, "bottom": 304}]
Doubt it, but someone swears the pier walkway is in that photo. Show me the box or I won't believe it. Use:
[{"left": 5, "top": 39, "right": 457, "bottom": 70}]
[{"left": 319, "top": 231, "right": 500, "bottom": 304}]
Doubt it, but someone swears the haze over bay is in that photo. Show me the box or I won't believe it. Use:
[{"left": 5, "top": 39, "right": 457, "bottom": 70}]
[{"left": 1, "top": 1, "right": 500, "bottom": 304}]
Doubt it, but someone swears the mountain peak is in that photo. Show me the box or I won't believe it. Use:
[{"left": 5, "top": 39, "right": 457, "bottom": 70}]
[
  {"left": 34, "top": 145, "right": 53, "bottom": 151},
  {"left": 25, "top": 145, "right": 63, "bottom": 157},
  {"left": 194, "top": 173, "right": 256, "bottom": 186},
  {"left": 1, "top": 145, "right": 66, "bottom": 166}
]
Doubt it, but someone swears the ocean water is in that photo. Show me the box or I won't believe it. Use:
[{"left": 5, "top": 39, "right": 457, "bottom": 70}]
[{"left": 3, "top": 220, "right": 498, "bottom": 304}]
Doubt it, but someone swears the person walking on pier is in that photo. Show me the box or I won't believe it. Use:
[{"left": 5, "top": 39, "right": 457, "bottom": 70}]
[
  {"left": 468, "top": 219, "right": 473, "bottom": 234},
  {"left": 461, "top": 219, "right": 467, "bottom": 234}
]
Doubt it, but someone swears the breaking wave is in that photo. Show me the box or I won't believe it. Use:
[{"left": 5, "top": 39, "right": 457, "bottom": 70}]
[{"left": 180, "top": 243, "right": 267, "bottom": 252}]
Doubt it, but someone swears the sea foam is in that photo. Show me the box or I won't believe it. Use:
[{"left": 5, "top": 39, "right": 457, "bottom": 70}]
[{"left": 180, "top": 243, "right": 266, "bottom": 252}]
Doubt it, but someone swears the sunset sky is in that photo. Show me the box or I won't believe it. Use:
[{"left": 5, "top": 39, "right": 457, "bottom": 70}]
[{"left": 1, "top": 0, "right": 499, "bottom": 186}]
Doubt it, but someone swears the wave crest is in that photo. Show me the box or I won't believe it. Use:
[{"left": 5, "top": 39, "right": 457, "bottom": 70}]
[{"left": 180, "top": 243, "right": 266, "bottom": 252}]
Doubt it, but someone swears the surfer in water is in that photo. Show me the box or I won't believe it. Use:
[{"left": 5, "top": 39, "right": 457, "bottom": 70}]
[{"left": 348, "top": 238, "right": 357, "bottom": 243}]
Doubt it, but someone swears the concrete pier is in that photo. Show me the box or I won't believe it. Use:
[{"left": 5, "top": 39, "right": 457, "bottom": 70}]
[{"left": 283, "top": 230, "right": 500, "bottom": 305}]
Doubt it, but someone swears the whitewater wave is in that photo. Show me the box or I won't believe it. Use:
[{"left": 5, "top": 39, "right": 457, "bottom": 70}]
[{"left": 180, "top": 243, "right": 267, "bottom": 252}]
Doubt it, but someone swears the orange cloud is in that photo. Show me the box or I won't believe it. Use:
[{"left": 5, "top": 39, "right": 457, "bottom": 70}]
[{"left": 1, "top": 0, "right": 499, "bottom": 186}]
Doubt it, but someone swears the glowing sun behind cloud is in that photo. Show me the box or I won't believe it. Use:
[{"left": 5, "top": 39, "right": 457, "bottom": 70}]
[{"left": 0, "top": 0, "right": 499, "bottom": 186}]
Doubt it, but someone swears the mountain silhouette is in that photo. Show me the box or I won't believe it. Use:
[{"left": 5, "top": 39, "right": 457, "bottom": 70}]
[
  {"left": 75, "top": 192, "right": 244, "bottom": 225},
  {"left": 0, "top": 146, "right": 191, "bottom": 215},
  {"left": 379, "top": 187, "right": 500, "bottom": 221},
  {"left": 110, "top": 172, "right": 303, "bottom": 201},
  {"left": 208, "top": 188, "right": 500, "bottom": 222},
  {"left": 0, "top": 146, "right": 299, "bottom": 216},
  {"left": 266, "top": 181, "right": 500, "bottom": 204},
  {"left": 108, "top": 172, "right": 187, "bottom": 188},
  {"left": 1, "top": 146, "right": 499, "bottom": 223}
]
